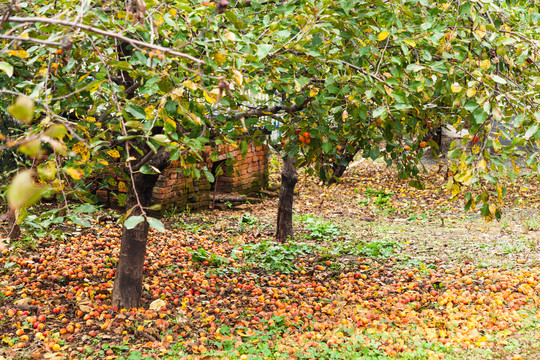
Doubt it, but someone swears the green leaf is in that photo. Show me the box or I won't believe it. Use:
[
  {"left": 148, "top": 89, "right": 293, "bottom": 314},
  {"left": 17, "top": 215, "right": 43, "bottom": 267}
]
[
  {"left": 524, "top": 124, "right": 538, "bottom": 140},
  {"left": 125, "top": 104, "right": 147, "bottom": 119},
  {"left": 322, "top": 142, "right": 332, "bottom": 154},
  {"left": 110, "top": 60, "right": 133, "bottom": 71},
  {"left": 139, "top": 164, "right": 159, "bottom": 174},
  {"left": 8, "top": 96, "right": 34, "bottom": 124},
  {"left": 45, "top": 124, "right": 67, "bottom": 139},
  {"left": 256, "top": 44, "right": 273, "bottom": 60},
  {"left": 369, "top": 147, "right": 380, "bottom": 160},
  {"left": 406, "top": 64, "right": 425, "bottom": 72},
  {"left": 37, "top": 161, "right": 57, "bottom": 182},
  {"left": 0, "top": 61, "right": 14, "bottom": 77},
  {"left": 147, "top": 217, "right": 165, "bottom": 232},
  {"left": 373, "top": 107, "right": 386, "bottom": 118},
  {"left": 72, "top": 217, "right": 91, "bottom": 227},
  {"left": 152, "top": 134, "right": 170, "bottom": 145},
  {"left": 7, "top": 169, "right": 46, "bottom": 209},
  {"left": 491, "top": 75, "right": 507, "bottom": 84},
  {"left": 124, "top": 215, "right": 145, "bottom": 229},
  {"left": 203, "top": 168, "right": 215, "bottom": 183},
  {"left": 124, "top": 121, "right": 144, "bottom": 129}
]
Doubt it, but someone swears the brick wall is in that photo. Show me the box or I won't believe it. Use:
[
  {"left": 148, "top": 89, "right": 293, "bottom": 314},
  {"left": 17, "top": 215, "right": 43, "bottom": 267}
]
[{"left": 95, "top": 141, "right": 269, "bottom": 211}]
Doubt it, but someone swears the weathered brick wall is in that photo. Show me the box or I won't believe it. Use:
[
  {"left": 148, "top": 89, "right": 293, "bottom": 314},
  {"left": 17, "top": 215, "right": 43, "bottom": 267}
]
[{"left": 95, "top": 142, "right": 268, "bottom": 211}]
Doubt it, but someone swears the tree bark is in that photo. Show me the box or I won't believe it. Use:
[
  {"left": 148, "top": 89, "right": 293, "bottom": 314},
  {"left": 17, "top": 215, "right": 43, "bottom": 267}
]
[
  {"left": 112, "top": 149, "right": 169, "bottom": 309},
  {"left": 1, "top": 209, "right": 20, "bottom": 240},
  {"left": 275, "top": 156, "right": 297, "bottom": 243}
]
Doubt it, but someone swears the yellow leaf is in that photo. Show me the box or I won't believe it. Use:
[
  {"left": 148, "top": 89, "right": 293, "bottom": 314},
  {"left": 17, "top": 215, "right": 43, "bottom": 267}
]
[
  {"left": 169, "top": 9, "right": 177, "bottom": 16},
  {"left": 480, "top": 59, "right": 490, "bottom": 70},
  {"left": 309, "top": 88, "right": 319, "bottom": 97},
  {"left": 118, "top": 181, "right": 128, "bottom": 192},
  {"left": 378, "top": 31, "right": 390, "bottom": 41},
  {"left": 204, "top": 90, "right": 216, "bottom": 104},
  {"left": 107, "top": 149, "right": 120, "bottom": 158},
  {"left": 223, "top": 30, "right": 236, "bottom": 41},
  {"left": 164, "top": 117, "right": 176, "bottom": 130},
  {"left": 145, "top": 105, "right": 155, "bottom": 119},
  {"left": 97, "top": 159, "right": 109, "bottom": 166},
  {"left": 188, "top": 113, "right": 202, "bottom": 125},
  {"left": 403, "top": 39, "right": 416, "bottom": 47},
  {"left": 475, "top": 24, "right": 487, "bottom": 38},
  {"left": 478, "top": 159, "right": 487, "bottom": 170},
  {"left": 72, "top": 142, "right": 90, "bottom": 163},
  {"left": 8, "top": 49, "right": 29, "bottom": 58},
  {"left": 472, "top": 144, "right": 480, "bottom": 154},
  {"left": 215, "top": 52, "right": 226, "bottom": 64},
  {"left": 171, "top": 87, "right": 185, "bottom": 99},
  {"left": 466, "top": 88, "right": 476, "bottom": 98},
  {"left": 233, "top": 69, "right": 243, "bottom": 87},
  {"left": 450, "top": 83, "right": 462, "bottom": 93},
  {"left": 294, "top": 79, "right": 302, "bottom": 92},
  {"left": 37, "top": 67, "right": 48, "bottom": 77},
  {"left": 342, "top": 110, "right": 349, "bottom": 121},
  {"left": 182, "top": 80, "right": 198, "bottom": 91},
  {"left": 86, "top": 116, "right": 96, "bottom": 122},
  {"left": 65, "top": 167, "right": 84, "bottom": 180}
]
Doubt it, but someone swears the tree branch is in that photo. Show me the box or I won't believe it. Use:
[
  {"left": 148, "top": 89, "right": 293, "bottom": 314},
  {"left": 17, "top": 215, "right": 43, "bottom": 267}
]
[
  {"left": 5, "top": 16, "right": 205, "bottom": 64},
  {"left": 231, "top": 96, "right": 311, "bottom": 120},
  {"left": 131, "top": 148, "right": 158, "bottom": 171},
  {"left": 0, "top": 34, "right": 64, "bottom": 47}
]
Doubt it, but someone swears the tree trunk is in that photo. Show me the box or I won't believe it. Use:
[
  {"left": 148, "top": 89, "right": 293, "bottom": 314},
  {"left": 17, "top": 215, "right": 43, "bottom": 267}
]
[
  {"left": 275, "top": 156, "right": 297, "bottom": 243},
  {"left": 112, "top": 149, "right": 169, "bottom": 309},
  {"left": 7, "top": 209, "right": 20, "bottom": 240}
]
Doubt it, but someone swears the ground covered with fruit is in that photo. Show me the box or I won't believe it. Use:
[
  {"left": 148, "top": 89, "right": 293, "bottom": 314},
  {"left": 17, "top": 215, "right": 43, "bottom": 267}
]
[{"left": 1, "top": 159, "right": 540, "bottom": 360}]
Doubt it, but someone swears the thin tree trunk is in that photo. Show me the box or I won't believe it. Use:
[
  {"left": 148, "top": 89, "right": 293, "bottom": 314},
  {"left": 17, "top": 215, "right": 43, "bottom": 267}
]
[
  {"left": 6, "top": 209, "right": 20, "bottom": 240},
  {"left": 112, "top": 150, "right": 169, "bottom": 309},
  {"left": 275, "top": 156, "right": 297, "bottom": 243}
]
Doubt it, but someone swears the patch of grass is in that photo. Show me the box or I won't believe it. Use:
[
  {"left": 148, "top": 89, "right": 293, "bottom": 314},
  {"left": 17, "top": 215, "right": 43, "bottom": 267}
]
[
  {"left": 296, "top": 214, "right": 342, "bottom": 241},
  {"left": 190, "top": 247, "right": 229, "bottom": 267},
  {"left": 523, "top": 216, "right": 540, "bottom": 231},
  {"left": 239, "top": 240, "right": 316, "bottom": 274}
]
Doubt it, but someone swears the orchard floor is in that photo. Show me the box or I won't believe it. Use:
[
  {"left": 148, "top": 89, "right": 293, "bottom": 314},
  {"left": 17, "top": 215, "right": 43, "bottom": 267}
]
[{"left": 1, "top": 159, "right": 540, "bottom": 360}]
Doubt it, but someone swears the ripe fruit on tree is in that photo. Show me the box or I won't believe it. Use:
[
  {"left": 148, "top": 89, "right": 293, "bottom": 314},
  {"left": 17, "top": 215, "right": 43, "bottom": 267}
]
[
  {"left": 298, "top": 132, "right": 312, "bottom": 144},
  {"left": 472, "top": 136, "right": 479, "bottom": 143},
  {"left": 419, "top": 141, "right": 427, "bottom": 148}
]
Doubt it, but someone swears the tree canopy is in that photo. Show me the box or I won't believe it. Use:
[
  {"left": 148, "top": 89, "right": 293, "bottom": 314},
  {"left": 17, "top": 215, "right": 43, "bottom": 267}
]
[{"left": 2, "top": 0, "right": 540, "bottom": 224}]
